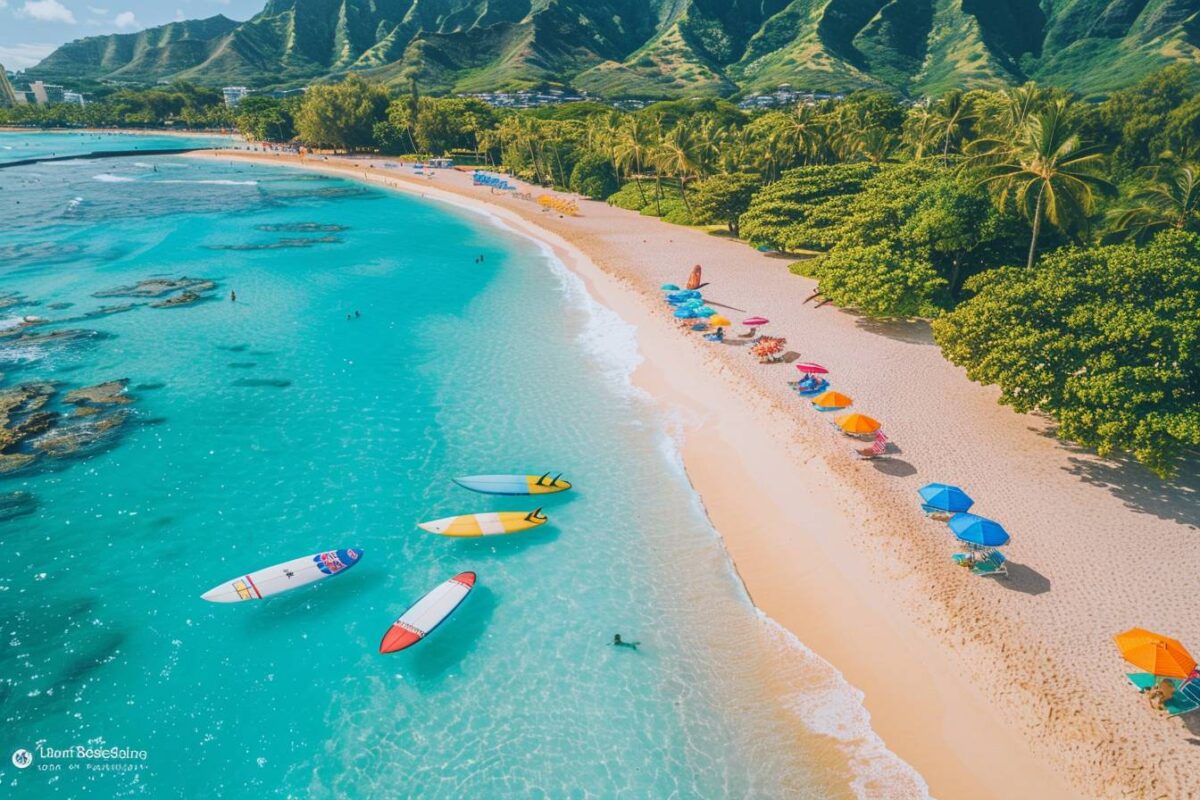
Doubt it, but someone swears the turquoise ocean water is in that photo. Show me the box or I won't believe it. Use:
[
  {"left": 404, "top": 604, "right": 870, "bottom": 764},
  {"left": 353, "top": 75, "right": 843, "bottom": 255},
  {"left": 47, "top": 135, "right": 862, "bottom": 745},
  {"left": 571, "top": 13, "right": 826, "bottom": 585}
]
[{"left": 0, "top": 132, "right": 926, "bottom": 799}]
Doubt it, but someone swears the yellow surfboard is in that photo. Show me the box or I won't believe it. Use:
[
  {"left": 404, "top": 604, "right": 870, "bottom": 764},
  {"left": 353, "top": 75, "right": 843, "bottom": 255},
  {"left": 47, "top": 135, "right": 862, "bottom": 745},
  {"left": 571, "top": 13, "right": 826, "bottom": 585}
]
[
  {"left": 452, "top": 474, "right": 571, "bottom": 496},
  {"left": 418, "top": 509, "right": 548, "bottom": 537}
]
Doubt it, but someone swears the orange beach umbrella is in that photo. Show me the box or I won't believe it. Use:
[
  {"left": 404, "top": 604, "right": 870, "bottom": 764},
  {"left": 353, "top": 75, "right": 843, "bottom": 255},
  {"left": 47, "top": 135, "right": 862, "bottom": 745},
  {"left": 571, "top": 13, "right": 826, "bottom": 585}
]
[
  {"left": 1114, "top": 628, "right": 1196, "bottom": 678},
  {"left": 835, "top": 413, "right": 881, "bottom": 435},
  {"left": 810, "top": 391, "right": 852, "bottom": 410}
]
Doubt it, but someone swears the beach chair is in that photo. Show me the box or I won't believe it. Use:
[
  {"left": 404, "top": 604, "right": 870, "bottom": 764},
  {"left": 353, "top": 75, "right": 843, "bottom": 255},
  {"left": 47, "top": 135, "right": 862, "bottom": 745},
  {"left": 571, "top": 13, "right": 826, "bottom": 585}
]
[
  {"left": 854, "top": 432, "right": 890, "bottom": 460},
  {"left": 921, "top": 503, "right": 954, "bottom": 521},
  {"left": 952, "top": 549, "right": 1008, "bottom": 577},
  {"left": 1165, "top": 679, "right": 1200, "bottom": 716}
]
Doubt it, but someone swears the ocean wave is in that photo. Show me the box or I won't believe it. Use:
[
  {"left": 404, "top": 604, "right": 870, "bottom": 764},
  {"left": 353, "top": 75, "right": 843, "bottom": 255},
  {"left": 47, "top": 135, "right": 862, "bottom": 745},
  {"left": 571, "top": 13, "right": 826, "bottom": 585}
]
[
  {"left": 93, "top": 174, "right": 137, "bottom": 183},
  {"left": 759, "top": 612, "right": 932, "bottom": 800},
  {"left": 158, "top": 179, "right": 259, "bottom": 186}
]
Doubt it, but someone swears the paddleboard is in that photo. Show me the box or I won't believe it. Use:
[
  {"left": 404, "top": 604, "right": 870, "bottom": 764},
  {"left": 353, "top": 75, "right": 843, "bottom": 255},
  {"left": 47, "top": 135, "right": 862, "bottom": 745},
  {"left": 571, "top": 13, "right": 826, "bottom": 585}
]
[
  {"left": 379, "top": 571, "right": 476, "bottom": 653},
  {"left": 453, "top": 473, "right": 572, "bottom": 495},
  {"left": 417, "top": 509, "right": 547, "bottom": 537},
  {"left": 201, "top": 548, "right": 362, "bottom": 603}
]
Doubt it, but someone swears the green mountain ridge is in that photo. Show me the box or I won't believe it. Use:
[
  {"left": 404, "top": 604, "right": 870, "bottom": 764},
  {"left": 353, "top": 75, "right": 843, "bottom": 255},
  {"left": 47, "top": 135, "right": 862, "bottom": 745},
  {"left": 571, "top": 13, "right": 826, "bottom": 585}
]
[{"left": 25, "top": 0, "right": 1200, "bottom": 97}]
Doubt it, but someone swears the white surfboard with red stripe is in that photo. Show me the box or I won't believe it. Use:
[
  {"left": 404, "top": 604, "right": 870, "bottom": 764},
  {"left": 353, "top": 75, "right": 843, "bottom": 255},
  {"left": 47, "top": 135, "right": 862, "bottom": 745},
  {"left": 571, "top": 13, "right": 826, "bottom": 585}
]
[
  {"left": 201, "top": 548, "right": 363, "bottom": 603},
  {"left": 379, "top": 571, "right": 476, "bottom": 653}
]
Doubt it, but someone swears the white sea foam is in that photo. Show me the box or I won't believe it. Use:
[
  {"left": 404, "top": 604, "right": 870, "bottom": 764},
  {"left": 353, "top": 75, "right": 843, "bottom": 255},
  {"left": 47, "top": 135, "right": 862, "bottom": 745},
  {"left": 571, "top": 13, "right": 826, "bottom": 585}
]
[
  {"left": 158, "top": 178, "right": 259, "bottom": 186},
  {"left": 93, "top": 173, "right": 137, "bottom": 182},
  {"left": 758, "top": 611, "right": 933, "bottom": 800}
]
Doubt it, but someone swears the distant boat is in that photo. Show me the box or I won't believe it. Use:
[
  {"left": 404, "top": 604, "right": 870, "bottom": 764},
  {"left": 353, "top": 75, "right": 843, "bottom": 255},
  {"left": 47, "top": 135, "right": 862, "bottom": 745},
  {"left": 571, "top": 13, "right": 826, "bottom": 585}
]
[
  {"left": 453, "top": 473, "right": 572, "bottom": 496},
  {"left": 379, "top": 572, "right": 476, "bottom": 653},
  {"left": 418, "top": 509, "right": 548, "bottom": 537},
  {"left": 201, "top": 548, "right": 362, "bottom": 602}
]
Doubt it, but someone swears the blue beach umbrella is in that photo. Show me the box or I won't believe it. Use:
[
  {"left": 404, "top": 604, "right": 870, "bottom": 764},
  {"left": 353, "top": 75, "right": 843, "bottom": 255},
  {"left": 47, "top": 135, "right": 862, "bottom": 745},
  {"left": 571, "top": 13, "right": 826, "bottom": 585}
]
[
  {"left": 918, "top": 483, "right": 974, "bottom": 513},
  {"left": 661, "top": 283, "right": 680, "bottom": 291},
  {"left": 947, "top": 513, "right": 1010, "bottom": 547},
  {"left": 695, "top": 306, "right": 717, "bottom": 317},
  {"left": 673, "top": 307, "right": 699, "bottom": 319}
]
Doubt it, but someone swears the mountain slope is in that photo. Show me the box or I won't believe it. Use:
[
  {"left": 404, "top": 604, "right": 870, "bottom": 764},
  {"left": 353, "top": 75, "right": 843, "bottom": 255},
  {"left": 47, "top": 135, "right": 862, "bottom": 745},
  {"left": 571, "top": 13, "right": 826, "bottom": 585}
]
[{"left": 25, "top": 0, "right": 1200, "bottom": 97}]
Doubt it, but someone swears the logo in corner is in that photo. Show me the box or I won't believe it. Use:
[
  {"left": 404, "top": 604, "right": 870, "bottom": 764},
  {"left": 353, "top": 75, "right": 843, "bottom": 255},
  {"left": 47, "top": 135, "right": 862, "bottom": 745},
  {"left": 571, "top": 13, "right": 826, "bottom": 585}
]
[{"left": 11, "top": 748, "right": 32, "bottom": 769}]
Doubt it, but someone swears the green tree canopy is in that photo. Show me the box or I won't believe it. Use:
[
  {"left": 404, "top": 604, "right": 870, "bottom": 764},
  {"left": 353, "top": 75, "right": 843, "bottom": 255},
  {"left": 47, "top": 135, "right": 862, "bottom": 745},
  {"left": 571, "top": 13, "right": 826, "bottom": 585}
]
[
  {"left": 691, "top": 173, "right": 760, "bottom": 236},
  {"left": 295, "top": 76, "right": 390, "bottom": 151},
  {"left": 569, "top": 152, "right": 619, "bottom": 199},
  {"left": 739, "top": 163, "right": 878, "bottom": 251},
  {"left": 932, "top": 229, "right": 1200, "bottom": 477}
]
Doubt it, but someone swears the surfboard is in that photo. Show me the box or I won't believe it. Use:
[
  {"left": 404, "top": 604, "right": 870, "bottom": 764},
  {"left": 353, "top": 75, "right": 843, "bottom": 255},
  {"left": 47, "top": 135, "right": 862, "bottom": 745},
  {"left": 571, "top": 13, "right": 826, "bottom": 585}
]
[
  {"left": 200, "top": 548, "right": 362, "bottom": 603},
  {"left": 452, "top": 473, "right": 572, "bottom": 496},
  {"left": 417, "top": 509, "right": 547, "bottom": 537},
  {"left": 379, "top": 571, "right": 476, "bottom": 653}
]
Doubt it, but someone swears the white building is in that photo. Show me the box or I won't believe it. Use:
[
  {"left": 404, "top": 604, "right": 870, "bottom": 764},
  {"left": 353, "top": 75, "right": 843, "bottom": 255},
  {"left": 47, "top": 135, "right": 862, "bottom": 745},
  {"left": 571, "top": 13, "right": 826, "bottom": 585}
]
[
  {"left": 62, "top": 91, "right": 86, "bottom": 106},
  {"left": 222, "top": 86, "right": 250, "bottom": 108}
]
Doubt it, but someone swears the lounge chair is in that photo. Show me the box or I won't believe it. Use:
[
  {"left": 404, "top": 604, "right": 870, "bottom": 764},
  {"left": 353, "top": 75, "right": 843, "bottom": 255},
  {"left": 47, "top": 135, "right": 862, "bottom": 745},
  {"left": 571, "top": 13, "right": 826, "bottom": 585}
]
[
  {"left": 921, "top": 503, "right": 954, "bottom": 521},
  {"left": 855, "top": 432, "right": 890, "bottom": 460},
  {"left": 1166, "top": 679, "right": 1200, "bottom": 716},
  {"left": 952, "top": 550, "right": 1008, "bottom": 577}
]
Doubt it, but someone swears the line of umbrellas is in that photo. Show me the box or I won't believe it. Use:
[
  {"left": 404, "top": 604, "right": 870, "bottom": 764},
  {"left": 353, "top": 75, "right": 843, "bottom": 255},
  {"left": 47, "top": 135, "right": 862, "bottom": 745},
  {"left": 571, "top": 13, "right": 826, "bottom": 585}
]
[
  {"left": 793, "top": 363, "right": 885, "bottom": 438},
  {"left": 917, "top": 482, "right": 1011, "bottom": 547},
  {"left": 661, "top": 283, "right": 765, "bottom": 331}
]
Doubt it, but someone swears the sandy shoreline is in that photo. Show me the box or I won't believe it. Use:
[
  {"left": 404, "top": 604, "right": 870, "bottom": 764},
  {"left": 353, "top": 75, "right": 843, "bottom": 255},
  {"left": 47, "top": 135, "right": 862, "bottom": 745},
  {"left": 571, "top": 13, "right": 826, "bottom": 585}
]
[{"left": 195, "top": 149, "right": 1198, "bottom": 799}]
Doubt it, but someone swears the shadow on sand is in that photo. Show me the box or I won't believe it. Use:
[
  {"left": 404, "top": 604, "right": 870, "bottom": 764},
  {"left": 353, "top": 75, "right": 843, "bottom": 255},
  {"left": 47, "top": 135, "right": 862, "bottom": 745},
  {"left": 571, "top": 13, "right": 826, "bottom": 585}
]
[{"left": 841, "top": 309, "right": 936, "bottom": 347}]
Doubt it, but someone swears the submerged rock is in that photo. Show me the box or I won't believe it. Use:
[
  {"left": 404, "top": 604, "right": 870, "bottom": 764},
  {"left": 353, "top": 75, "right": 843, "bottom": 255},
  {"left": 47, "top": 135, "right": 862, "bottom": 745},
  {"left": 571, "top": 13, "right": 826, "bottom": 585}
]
[
  {"left": 255, "top": 223, "right": 347, "bottom": 233},
  {"left": 32, "top": 410, "right": 128, "bottom": 457},
  {"left": 64, "top": 379, "right": 132, "bottom": 406},
  {"left": 233, "top": 378, "right": 291, "bottom": 388},
  {"left": 94, "top": 276, "right": 215, "bottom": 299},
  {"left": 206, "top": 236, "right": 341, "bottom": 251},
  {"left": 150, "top": 290, "right": 206, "bottom": 308},
  {"left": 0, "top": 453, "right": 35, "bottom": 474},
  {"left": 0, "top": 490, "right": 36, "bottom": 522}
]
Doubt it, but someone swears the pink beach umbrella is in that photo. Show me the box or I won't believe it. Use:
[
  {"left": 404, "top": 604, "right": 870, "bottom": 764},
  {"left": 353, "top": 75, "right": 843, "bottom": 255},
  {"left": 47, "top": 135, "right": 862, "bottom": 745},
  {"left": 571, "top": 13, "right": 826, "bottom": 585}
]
[
  {"left": 742, "top": 317, "right": 769, "bottom": 327},
  {"left": 794, "top": 362, "right": 828, "bottom": 375}
]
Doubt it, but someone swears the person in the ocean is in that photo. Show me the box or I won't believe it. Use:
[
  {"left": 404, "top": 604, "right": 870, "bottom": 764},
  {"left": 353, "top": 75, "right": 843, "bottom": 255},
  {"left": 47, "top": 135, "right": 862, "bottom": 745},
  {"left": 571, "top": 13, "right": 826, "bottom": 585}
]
[
  {"left": 354, "top": 310, "right": 360, "bottom": 318},
  {"left": 230, "top": 290, "right": 236, "bottom": 302},
  {"left": 611, "top": 634, "right": 639, "bottom": 650}
]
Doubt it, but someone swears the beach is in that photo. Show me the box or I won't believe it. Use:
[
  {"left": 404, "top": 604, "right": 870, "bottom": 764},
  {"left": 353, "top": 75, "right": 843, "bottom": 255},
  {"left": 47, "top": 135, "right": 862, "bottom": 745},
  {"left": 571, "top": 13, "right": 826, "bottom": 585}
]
[{"left": 201, "top": 149, "right": 1199, "bottom": 799}]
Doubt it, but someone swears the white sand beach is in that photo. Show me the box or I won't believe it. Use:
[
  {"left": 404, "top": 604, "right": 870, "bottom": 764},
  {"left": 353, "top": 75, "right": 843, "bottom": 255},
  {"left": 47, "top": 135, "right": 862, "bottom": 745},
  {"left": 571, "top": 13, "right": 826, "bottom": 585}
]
[{"left": 200, "top": 149, "right": 1200, "bottom": 800}]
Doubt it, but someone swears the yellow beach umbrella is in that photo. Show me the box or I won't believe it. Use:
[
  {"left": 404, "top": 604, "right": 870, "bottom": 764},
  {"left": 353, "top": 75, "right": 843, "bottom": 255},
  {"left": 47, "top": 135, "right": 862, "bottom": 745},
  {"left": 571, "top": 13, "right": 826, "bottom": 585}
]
[
  {"left": 1114, "top": 628, "right": 1196, "bottom": 678},
  {"left": 835, "top": 413, "right": 881, "bottom": 435},
  {"left": 811, "top": 391, "right": 852, "bottom": 410},
  {"left": 709, "top": 315, "right": 732, "bottom": 327}
]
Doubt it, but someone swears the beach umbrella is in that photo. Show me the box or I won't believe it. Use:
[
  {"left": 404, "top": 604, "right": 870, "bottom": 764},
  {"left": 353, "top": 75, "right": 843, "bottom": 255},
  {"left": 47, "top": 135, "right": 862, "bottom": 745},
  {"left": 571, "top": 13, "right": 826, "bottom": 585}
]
[
  {"left": 681, "top": 298, "right": 705, "bottom": 308},
  {"left": 690, "top": 322, "right": 708, "bottom": 331},
  {"left": 742, "top": 316, "right": 769, "bottom": 326},
  {"left": 710, "top": 315, "right": 732, "bottom": 327},
  {"left": 811, "top": 390, "right": 852, "bottom": 410},
  {"left": 673, "top": 307, "right": 699, "bottom": 319},
  {"left": 794, "top": 362, "right": 828, "bottom": 375},
  {"left": 918, "top": 483, "right": 974, "bottom": 513},
  {"left": 947, "top": 513, "right": 1010, "bottom": 548},
  {"left": 835, "top": 413, "right": 881, "bottom": 435},
  {"left": 661, "top": 283, "right": 680, "bottom": 291},
  {"left": 1114, "top": 628, "right": 1196, "bottom": 679},
  {"left": 695, "top": 306, "right": 717, "bottom": 317}
]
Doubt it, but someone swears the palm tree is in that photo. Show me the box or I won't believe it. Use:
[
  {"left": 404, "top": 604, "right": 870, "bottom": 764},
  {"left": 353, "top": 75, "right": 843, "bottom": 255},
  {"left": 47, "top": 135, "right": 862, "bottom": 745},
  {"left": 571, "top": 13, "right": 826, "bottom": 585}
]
[
  {"left": 615, "top": 114, "right": 654, "bottom": 205},
  {"left": 655, "top": 122, "right": 702, "bottom": 216},
  {"left": 782, "top": 104, "right": 823, "bottom": 166},
  {"left": 1110, "top": 164, "right": 1200, "bottom": 242},
  {"left": 970, "top": 100, "right": 1114, "bottom": 268},
  {"left": 904, "top": 105, "right": 941, "bottom": 160},
  {"left": 931, "top": 89, "right": 974, "bottom": 163},
  {"left": 855, "top": 126, "right": 901, "bottom": 164}
]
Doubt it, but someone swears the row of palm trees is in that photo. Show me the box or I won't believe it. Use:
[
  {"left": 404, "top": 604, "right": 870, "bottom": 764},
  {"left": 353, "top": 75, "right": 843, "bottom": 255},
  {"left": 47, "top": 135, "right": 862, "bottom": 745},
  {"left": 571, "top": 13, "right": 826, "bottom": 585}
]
[{"left": 485, "top": 86, "right": 1199, "bottom": 268}]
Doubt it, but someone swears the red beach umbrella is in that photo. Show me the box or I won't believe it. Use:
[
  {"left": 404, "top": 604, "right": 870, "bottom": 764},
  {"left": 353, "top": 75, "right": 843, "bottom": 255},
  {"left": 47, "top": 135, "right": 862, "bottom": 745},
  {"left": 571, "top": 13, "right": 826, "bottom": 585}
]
[
  {"left": 794, "top": 362, "right": 828, "bottom": 374},
  {"left": 742, "top": 316, "right": 769, "bottom": 326}
]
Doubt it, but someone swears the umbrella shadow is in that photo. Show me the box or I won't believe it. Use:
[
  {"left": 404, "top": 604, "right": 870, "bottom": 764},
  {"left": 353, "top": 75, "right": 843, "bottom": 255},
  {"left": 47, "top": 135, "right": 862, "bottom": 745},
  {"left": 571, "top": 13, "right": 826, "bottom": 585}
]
[
  {"left": 871, "top": 458, "right": 917, "bottom": 478},
  {"left": 999, "top": 562, "right": 1051, "bottom": 596},
  {"left": 781, "top": 351, "right": 801, "bottom": 363},
  {"left": 240, "top": 566, "right": 378, "bottom": 630},
  {"left": 1181, "top": 714, "right": 1200, "bottom": 744}
]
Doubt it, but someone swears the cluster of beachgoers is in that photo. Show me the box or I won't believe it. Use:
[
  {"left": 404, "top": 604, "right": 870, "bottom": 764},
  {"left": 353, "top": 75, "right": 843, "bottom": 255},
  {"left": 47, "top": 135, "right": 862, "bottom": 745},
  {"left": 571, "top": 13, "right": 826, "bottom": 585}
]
[
  {"left": 201, "top": 473, "right": 571, "bottom": 653},
  {"left": 659, "top": 267, "right": 1200, "bottom": 724}
]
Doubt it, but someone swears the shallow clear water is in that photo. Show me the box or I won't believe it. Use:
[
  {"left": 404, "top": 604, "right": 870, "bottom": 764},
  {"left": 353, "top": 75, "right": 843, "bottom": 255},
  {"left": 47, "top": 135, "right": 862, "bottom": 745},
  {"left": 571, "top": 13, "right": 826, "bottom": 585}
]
[{"left": 0, "top": 133, "right": 926, "bottom": 799}]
